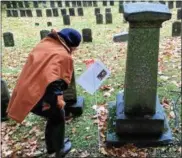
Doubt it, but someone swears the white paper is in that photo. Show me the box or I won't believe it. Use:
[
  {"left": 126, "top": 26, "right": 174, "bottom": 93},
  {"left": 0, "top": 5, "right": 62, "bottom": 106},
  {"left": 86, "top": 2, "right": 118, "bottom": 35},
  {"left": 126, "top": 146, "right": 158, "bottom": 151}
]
[{"left": 76, "top": 60, "right": 110, "bottom": 95}]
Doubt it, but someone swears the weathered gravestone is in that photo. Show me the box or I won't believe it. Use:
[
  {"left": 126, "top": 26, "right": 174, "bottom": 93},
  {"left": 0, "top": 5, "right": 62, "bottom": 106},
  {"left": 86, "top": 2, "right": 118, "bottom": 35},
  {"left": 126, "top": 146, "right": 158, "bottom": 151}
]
[
  {"left": 63, "top": 15, "right": 71, "bottom": 25},
  {"left": 65, "top": 1, "right": 70, "bottom": 7},
  {"left": 64, "top": 71, "right": 84, "bottom": 116},
  {"left": 26, "top": 9, "right": 33, "bottom": 17},
  {"left": 36, "top": 9, "right": 42, "bottom": 17},
  {"left": 69, "top": 8, "right": 75, "bottom": 16},
  {"left": 96, "top": 13, "right": 103, "bottom": 24},
  {"left": 7, "top": 10, "right": 12, "bottom": 17},
  {"left": 47, "top": 22, "right": 52, "bottom": 27},
  {"left": 12, "top": 1, "right": 17, "bottom": 8},
  {"left": 177, "top": 9, "right": 182, "bottom": 20},
  {"left": 83, "top": 1, "right": 87, "bottom": 7},
  {"left": 172, "top": 21, "right": 181, "bottom": 36},
  {"left": 17, "top": 1, "right": 24, "bottom": 8},
  {"left": 77, "top": 1, "right": 82, "bottom": 7},
  {"left": 93, "top": 1, "right": 98, "bottom": 7},
  {"left": 50, "top": 1, "right": 55, "bottom": 8},
  {"left": 3, "top": 32, "right": 15, "bottom": 47},
  {"left": 113, "top": 32, "right": 128, "bottom": 42},
  {"left": 53, "top": 8, "right": 59, "bottom": 17},
  {"left": 168, "top": 1, "right": 174, "bottom": 9},
  {"left": 33, "top": 1, "right": 39, "bottom": 8},
  {"left": 35, "top": 23, "right": 39, "bottom": 26},
  {"left": 1, "top": 79, "right": 10, "bottom": 121},
  {"left": 95, "top": 8, "right": 100, "bottom": 15},
  {"left": 87, "top": 1, "right": 92, "bottom": 7},
  {"left": 103, "top": 1, "right": 107, "bottom": 6},
  {"left": 119, "top": 2, "right": 124, "bottom": 13},
  {"left": 105, "top": 8, "right": 111, "bottom": 13},
  {"left": 176, "top": 1, "right": 182, "bottom": 8},
  {"left": 24, "top": 1, "right": 30, "bottom": 8},
  {"left": 12, "top": 10, "right": 18, "bottom": 17},
  {"left": 110, "top": 0, "right": 114, "bottom": 6},
  {"left": 61, "top": 9, "right": 67, "bottom": 16},
  {"left": 46, "top": 9, "right": 52, "bottom": 17},
  {"left": 105, "top": 13, "right": 112, "bottom": 24},
  {"left": 72, "top": 1, "right": 77, "bottom": 7},
  {"left": 40, "top": 30, "right": 50, "bottom": 40},
  {"left": 6, "top": 1, "right": 12, "bottom": 8},
  {"left": 82, "top": 28, "right": 92, "bottom": 42},
  {"left": 42, "top": 1, "right": 47, "bottom": 8},
  {"left": 57, "top": 1, "right": 62, "bottom": 7},
  {"left": 20, "top": 9, "right": 26, "bottom": 17},
  {"left": 106, "top": 2, "right": 173, "bottom": 147},
  {"left": 77, "top": 8, "right": 84, "bottom": 16}
]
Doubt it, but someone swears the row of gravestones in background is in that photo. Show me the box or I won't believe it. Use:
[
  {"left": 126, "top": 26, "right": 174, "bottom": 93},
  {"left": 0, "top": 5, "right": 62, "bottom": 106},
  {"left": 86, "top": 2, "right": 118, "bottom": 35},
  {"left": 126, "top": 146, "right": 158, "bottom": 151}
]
[
  {"left": 6, "top": 7, "right": 182, "bottom": 20},
  {"left": 3, "top": 1, "right": 182, "bottom": 9},
  {"left": 3, "top": 22, "right": 182, "bottom": 47}
]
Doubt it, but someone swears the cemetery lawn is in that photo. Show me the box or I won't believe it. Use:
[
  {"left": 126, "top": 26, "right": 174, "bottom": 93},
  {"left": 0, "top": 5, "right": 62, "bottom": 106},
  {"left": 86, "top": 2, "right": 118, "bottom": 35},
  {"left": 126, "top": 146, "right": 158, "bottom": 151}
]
[{"left": 1, "top": 2, "right": 181, "bottom": 158}]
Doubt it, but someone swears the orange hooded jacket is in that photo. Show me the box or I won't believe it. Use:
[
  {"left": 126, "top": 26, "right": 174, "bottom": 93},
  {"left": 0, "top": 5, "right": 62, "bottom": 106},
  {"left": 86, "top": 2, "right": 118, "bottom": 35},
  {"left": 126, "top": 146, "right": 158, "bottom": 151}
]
[{"left": 7, "top": 30, "right": 73, "bottom": 123}]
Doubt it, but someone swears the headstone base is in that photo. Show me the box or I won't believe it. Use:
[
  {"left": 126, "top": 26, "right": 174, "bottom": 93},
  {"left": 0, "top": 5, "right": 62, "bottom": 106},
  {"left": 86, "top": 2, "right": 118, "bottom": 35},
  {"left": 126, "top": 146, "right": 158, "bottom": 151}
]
[
  {"left": 65, "top": 96, "right": 84, "bottom": 116},
  {"left": 106, "top": 101, "right": 173, "bottom": 148}
]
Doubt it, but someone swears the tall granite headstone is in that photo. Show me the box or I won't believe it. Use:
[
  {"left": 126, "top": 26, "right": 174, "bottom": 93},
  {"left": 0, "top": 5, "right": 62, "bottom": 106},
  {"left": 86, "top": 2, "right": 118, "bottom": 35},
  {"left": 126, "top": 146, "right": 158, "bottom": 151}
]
[
  {"left": 24, "top": 1, "right": 30, "bottom": 8},
  {"left": 7, "top": 10, "right": 12, "bottom": 17},
  {"left": 53, "top": 8, "right": 59, "bottom": 17},
  {"left": 69, "top": 8, "right": 75, "bottom": 16},
  {"left": 105, "top": 13, "right": 112, "bottom": 24},
  {"left": 95, "top": 8, "right": 100, "bottom": 15},
  {"left": 172, "top": 21, "right": 181, "bottom": 36},
  {"left": 93, "top": 1, "right": 98, "bottom": 7},
  {"left": 176, "top": 1, "right": 182, "bottom": 8},
  {"left": 77, "top": 1, "right": 82, "bottom": 7},
  {"left": 20, "top": 10, "right": 26, "bottom": 17},
  {"left": 36, "top": 9, "right": 42, "bottom": 17},
  {"left": 26, "top": 9, "right": 33, "bottom": 17},
  {"left": 110, "top": 0, "right": 114, "bottom": 6},
  {"left": 3, "top": 32, "right": 15, "bottom": 47},
  {"left": 168, "top": 1, "right": 174, "bottom": 9},
  {"left": 61, "top": 9, "right": 67, "bottom": 16},
  {"left": 63, "top": 15, "right": 71, "bottom": 25},
  {"left": 57, "top": 1, "right": 62, "bottom": 7},
  {"left": 96, "top": 13, "right": 103, "bottom": 24},
  {"left": 12, "top": 10, "right": 18, "bottom": 17},
  {"left": 46, "top": 9, "right": 52, "bottom": 17},
  {"left": 77, "top": 8, "right": 84, "bottom": 16},
  {"left": 82, "top": 28, "right": 92, "bottom": 42},
  {"left": 50, "top": 1, "right": 55, "bottom": 8},
  {"left": 177, "top": 9, "right": 182, "bottom": 20},
  {"left": 33, "top": 1, "right": 39, "bottom": 8}
]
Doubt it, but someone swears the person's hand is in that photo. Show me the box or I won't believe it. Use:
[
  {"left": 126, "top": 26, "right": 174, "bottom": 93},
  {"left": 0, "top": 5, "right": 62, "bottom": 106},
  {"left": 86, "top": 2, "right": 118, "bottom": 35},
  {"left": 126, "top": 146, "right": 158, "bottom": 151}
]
[{"left": 57, "top": 95, "right": 65, "bottom": 109}]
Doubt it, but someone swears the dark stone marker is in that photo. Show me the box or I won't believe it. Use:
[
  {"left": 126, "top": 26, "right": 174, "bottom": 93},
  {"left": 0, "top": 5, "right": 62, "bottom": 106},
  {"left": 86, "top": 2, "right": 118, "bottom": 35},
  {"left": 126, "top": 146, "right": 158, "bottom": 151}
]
[
  {"left": 65, "top": 1, "right": 70, "bottom": 7},
  {"left": 20, "top": 9, "right": 26, "bottom": 17},
  {"left": 24, "top": 1, "right": 30, "bottom": 8},
  {"left": 53, "top": 8, "right": 59, "bottom": 17},
  {"left": 110, "top": 0, "right": 114, "bottom": 6},
  {"left": 82, "top": 28, "right": 92, "bottom": 42},
  {"left": 12, "top": 1, "right": 17, "bottom": 8},
  {"left": 33, "top": 1, "right": 39, "bottom": 8},
  {"left": 35, "top": 23, "right": 39, "bottom": 26},
  {"left": 106, "top": 2, "right": 173, "bottom": 148},
  {"left": 6, "top": 10, "right": 12, "bottom": 17},
  {"left": 6, "top": 1, "right": 12, "bottom": 8},
  {"left": 57, "top": 1, "right": 62, "bottom": 7},
  {"left": 26, "top": 9, "right": 33, "bottom": 17},
  {"left": 83, "top": 1, "right": 87, "bottom": 7},
  {"left": 47, "top": 22, "right": 52, "bottom": 26},
  {"left": 63, "top": 15, "right": 71, "bottom": 25},
  {"left": 3, "top": 32, "right": 15, "bottom": 47},
  {"left": 69, "top": 8, "right": 75, "bottom": 16},
  {"left": 96, "top": 14, "right": 103, "bottom": 24},
  {"left": 87, "top": 1, "right": 92, "bottom": 7},
  {"left": 105, "top": 13, "right": 112, "bottom": 24},
  {"left": 1, "top": 79, "right": 10, "bottom": 121},
  {"left": 172, "top": 21, "right": 181, "bottom": 36},
  {"left": 93, "top": 1, "right": 98, "bottom": 7},
  {"left": 61, "top": 9, "right": 67, "bottom": 16},
  {"left": 50, "top": 1, "right": 55, "bottom": 8},
  {"left": 177, "top": 9, "right": 182, "bottom": 20},
  {"left": 103, "top": 1, "right": 107, "bottom": 6},
  {"left": 46, "top": 9, "right": 52, "bottom": 17},
  {"left": 119, "top": 3, "right": 124, "bottom": 13},
  {"left": 36, "top": 9, "right": 42, "bottom": 17},
  {"left": 12, "top": 10, "right": 18, "bottom": 17},
  {"left": 42, "top": 1, "right": 47, "bottom": 8},
  {"left": 176, "top": 1, "right": 182, "bottom": 8},
  {"left": 17, "top": 1, "right": 24, "bottom": 8},
  {"left": 105, "top": 8, "right": 111, "bottom": 13},
  {"left": 72, "top": 1, "right": 77, "bottom": 7},
  {"left": 40, "top": 30, "right": 50, "bottom": 40},
  {"left": 77, "top": 8, "right": 84, "bottom": 16},
  {"left": 168, "top": 1, "right": 174, "bottom": 9},
  {"left": 95, "top": 8, "right": 100, "bottom": 15},
  {"left": 77, "top": 1, "right": 82, "bottom": 7}
]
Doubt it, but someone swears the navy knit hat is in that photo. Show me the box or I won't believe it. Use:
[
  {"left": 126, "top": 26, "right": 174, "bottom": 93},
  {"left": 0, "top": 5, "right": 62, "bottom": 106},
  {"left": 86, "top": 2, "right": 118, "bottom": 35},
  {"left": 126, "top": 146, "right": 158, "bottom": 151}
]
[{"left": 57, "top": 28, "right": 81, "bottom": 47}]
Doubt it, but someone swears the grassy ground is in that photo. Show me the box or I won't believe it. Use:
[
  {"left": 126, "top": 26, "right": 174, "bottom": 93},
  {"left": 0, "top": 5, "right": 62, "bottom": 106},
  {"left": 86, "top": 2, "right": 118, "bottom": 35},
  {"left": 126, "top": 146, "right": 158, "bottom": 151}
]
[{"left": 1, "top": 1, "right": 181, "bottom": 158}]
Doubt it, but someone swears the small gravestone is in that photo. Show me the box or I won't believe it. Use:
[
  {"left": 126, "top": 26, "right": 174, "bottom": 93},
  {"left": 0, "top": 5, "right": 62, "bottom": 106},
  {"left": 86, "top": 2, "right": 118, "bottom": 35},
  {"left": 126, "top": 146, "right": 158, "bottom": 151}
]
[
  {"left": 168, "top": 1, "right": 174, "bottom": 9},
  {"left": 77, "top": 1, "right": 82, "bottom": 7},
  {"left": 93, "top": 1, "right": 98, "bottom": 7},
  {"left": 105, "top": 8, "right": 111, "bottom": 13},
  {"left": 46, "top": 9, "right": 52, "bottom": 17},
  {"left": 176, "top": 1, "right": 182, "bottom": 8},
  {"left": 33, "top": 1, "right": 39, "bottom": 8},
  {"left": 113, "top": 32, "right": 128, "bottom": 42},
  {"left": 36, "top": 9, "right": 42, "bottom": 17},
  {"left": 53, "top": 8, "right": 59, "bottom": 17},
  {"left": 110, "top": 0, "right": 114, "bottom": 6},
  {"left": 35, "top": 23, "right": 39, "bottom": 26},
  {"left": 3, "top": 32, "right": 15, "bottom": 47},
  {"left": 72, "top": 1, "right": 77, "bottom": 7},
  {"left": 24, "top": 1, "right": 30, "bottom": 8},
  {"left": 119, "top": 3, "right": 124, "bottom": 13},
  {"left": 87, "top": 1, "right": 92, "bottom": 7},
  {"left": 57, "top": 1, "right": 62, "bottom": 7},
  {"left": 65, "top": 1, "right": 70, "bottom": 7},
  {"left": 17, "top": 1, "right": 24, "bottom": 8},
  {"left": 95, "top": 8, "right": 100, "bottom": 15},
  {"left": 47, "top": 22, "right": 52, "bottom": 26},
  {"left": 61, "top": 9, "right": 67, "bottom": 16},
  {"left": 103, "top": 1, "right": 107, "bottom": 6},
  {"left": 77, "top": 8, "right": 84, "bottom": 16},
  {"left": 83, "top": 1, "right": 87, "bottom": 7},
  {"left": 1, "top": 79, "right": 10, "bottom": 121},
  {"left": 26, "top": 9, "right": 33, "bottom": 17},
  {"left": 12, "top": 1, "right": 17, "bottom": 8},
  {"left": 50, "top": 1, "right": 55, "bottom": 8},
  {"left": 12, "top": 10, "right": 18, "bottom": 17},
  {"left": 172, "top": 21, "right": 181, "bottom": 36},
  {"left": 96, "top": 14, "right": 103, "bottom": 24},
  {"left": 6, "top": 10, "right": 12, "bottom": 17},
  {"left": 63, "top": 15, "right": 70, "bottom": 25},
  {"left": 69, "top": 8, "right": 75, "bottom": 16},
  {"left": 177, "top": 9, "right": 182, "bottom": 20},
  {"left": 82, "top": 28, "right": 92, "bottom": 42},
  {"left": 105, "top": 13, "right": 112, "bottom": 24},
  {"left": 42, "top": 1, "right": 47, "bottom": 7},
  {"left": 20, "top": 10, "right": 26, "bottom": 17},
  {"left": 40, "top": 30, "right": 50, "bottom": 40},
  {"left": 6, "top": 1, "right": 12, "bottom": 8}
]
